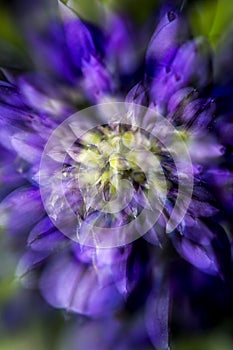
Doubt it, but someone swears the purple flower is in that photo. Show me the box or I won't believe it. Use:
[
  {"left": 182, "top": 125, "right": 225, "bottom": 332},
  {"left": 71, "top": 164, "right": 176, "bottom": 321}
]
[{"left": 0, "top": 3, "right": 232, "bottom": 349}]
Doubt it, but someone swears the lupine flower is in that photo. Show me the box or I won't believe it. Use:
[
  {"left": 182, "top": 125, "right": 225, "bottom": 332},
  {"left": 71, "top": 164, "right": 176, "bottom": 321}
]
[{"left": 0, "top": 2, "right": 232, "bottom": 349}]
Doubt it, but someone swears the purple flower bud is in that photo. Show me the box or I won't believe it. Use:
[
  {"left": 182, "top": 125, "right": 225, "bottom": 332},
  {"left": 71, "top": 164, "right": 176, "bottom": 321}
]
[
  {"left": 150, "top": 37, "right": 212, "bottom": 110},
  {"left": 126, "top": 82, "right": 149, "bottom": 107},
  {"left": 171, "top": 37, "right": 212, "bottom": 87},
  {"left": 146, "top": 11, "right": 189, "bottom": 74},
  {"left": 167, "top": 87, "right": 198, "bottom": 114},
  {"left": 176, "top": 98, "right": 214, "bottom": 128}
]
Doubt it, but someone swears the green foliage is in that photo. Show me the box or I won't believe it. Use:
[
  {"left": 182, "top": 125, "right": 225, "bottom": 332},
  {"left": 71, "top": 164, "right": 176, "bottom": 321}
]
[
  {"left": 190, "top": 0, "right": 233, "bottom": 47},
  {"left": 174, "top": 332, "right": 233, "bottom": 350},
  {"left": 0, "top": 7, "right": 22, "bottom": 46},
  {"left": 0, "top": 4, "right": 29, "bottom": 69},
  {"left": 60, "top": 0, "right": 106, "bottom": 24},
  {"left": 62, "top": 0, "right": 159, "bottom": 23}
]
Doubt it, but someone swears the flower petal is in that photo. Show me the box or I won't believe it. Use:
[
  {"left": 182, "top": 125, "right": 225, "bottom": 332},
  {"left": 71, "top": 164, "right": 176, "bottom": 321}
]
[
  {"left": 145, "top": 274, "right": 170, "bottom": 350},
  {"left": 63, "top": 16, "right": 96, "bottom": 68},
  {"left": 150, "top": 37, "right": 212, "bottom": 110},
  {"left": 0, "top": 187, "right": 44, "bottom": 237},
  {"left": 105, "top": 13, "right": 137, "bottom": 74},
  {"left": 29, "top": 20, "right": 75, "bottom": 83},
  {"left": 172, "top": 232, "right": 219, "bottom": 275},
  {"left": 16, "top": 249, "right": 50, "bottom": 288},
  {"left": 0, "top": 81, "right": 27, "bottom": 108},
  {"left": 40, "top": 253, "right": 123, "bottom": 317},
  {"left": 81, "top": 56, "right": 113, "bottom": 101},
  {"left": 28, "top": 217, "right": 68, "bottom": 252},
  {"left": 11, "top": 132, "right": 43, "bottom": 164},
  {"left": 146, "top": 11, "right": 189, "bottom": 75}
]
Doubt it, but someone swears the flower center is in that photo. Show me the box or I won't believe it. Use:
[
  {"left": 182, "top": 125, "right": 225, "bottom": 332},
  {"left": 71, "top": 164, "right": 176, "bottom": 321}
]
[
  {"left": 40, "top": 102, "right": 194, "bottom": 247},
  {"left": 65, "top": 124, "right": 166, "bottom": 211}
]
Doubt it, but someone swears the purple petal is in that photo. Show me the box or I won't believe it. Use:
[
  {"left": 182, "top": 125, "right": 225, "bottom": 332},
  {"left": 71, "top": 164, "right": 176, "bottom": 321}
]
[
  {"left": 208, "top": 222, "right": 232, "bottom": 280},
  {"left": 190, "top": 100, "right": 216, "bottom": 131},
  {"left": 72, "top": 243, "right": 137, "bottom": 297},
  {"left": 167, "top": 87, "right": 198, "bottom": 115},
  {"left": 0, "top": 151, "right": 26, "bottom": 198},
  {"left": 16, "top": 249, "right": 50, "bottom": 288},
  {"left": 179, "top": 98, "right": 215, "bottom": 129},
  {"left": 143, "top": 215, "right": 167, "bottom": 247},
  {"left": 172, "top": 233, "right": 219, "bottom": 275},
  {"left": 125, "top": 83, "right": 148, "bottom": 106},
  {"left": 0, "top": 123, "right": 18, "bottom": 151},
  {"left": 146, "top": 11, "right": 189, "bottom": 74},
  {"left": 188, "top": 136, "right": 225, "bottom": 163},
  {"left": 0, "top": 102, "right": 32, "bottom": 125},
  {"left": 81, "top": 56, "right": 113, "bottom": 101},
  {"left": 0, "top": 81, "right": 27, "bottom": 108},
  {"left": 0, "top": 187, "right": 44, "bottom": 237},
  {"left": 71, "top": 243, "right": 93, "bottom": 264},
  {"left": 16, "top": 250, "right": 49, "bottom": 278},
  {"left": 29, "top": 20, "right": 75, "bottom": 83},
  {"left": 203, "top": 168, "right": 233, "bottom": 211},
  {"left": 28, "top": 217, "right": 68, "bottom": 252},
  {"left": 215, "top": 114, "right": 233, "bottom": 145},
  {"left": 40, "top": 253, "right": 123, "bottom": 316},
  {"left": 179, "top": 217, "right": 215, "bottom": 245},
  {"left": 18, "top": 75, "right": 72, "bottom": 117},
  {"left": 11, "top": 132, "right": 43, "bottom": 164},
  {"left": 63, "top": 17, "right": 95, "bottom": 68},
  {"left": 59, "top": 1, "right": 95, "bottom": 65},
  {"left": 171, "top": 37, "right": 212, "bottom": 88},
  {"left": 96, "top": 246, "right": 136, "bottom": 297},
  {"left": 188, "top": 199, "right": 219, "bottom": 218},
  {"left": 150, "top": 38, "right": 212, "bottom": 110},
  {"left": 105, "top": 14, "right": 137, "bottom": 74},
  {"left": 145, "top": 275, "right": 170, "bottom": 350}
]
